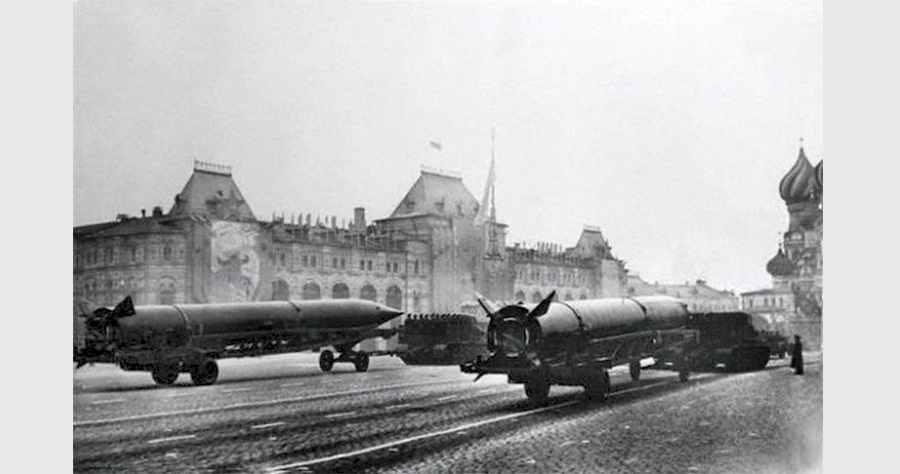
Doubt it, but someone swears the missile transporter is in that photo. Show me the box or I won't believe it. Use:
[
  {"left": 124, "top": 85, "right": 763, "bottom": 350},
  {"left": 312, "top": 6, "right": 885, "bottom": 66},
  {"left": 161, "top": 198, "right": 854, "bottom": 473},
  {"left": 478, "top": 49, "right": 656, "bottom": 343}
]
[
  {"left": 397, "top": 313, "right": 489, "bottom": 365},
  {"left": 461, "top": 293, "right": 700, "bottom": 405},
  {"left": 75, "top": 296, "right": 403, "bottom": 386}
]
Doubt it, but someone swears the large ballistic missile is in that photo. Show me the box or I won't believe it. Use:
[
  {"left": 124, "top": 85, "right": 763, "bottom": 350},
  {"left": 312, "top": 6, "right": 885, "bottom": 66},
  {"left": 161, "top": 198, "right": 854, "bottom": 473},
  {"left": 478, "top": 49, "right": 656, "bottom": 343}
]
[
  {"left": 75, "top": 296, "right": 404, "bottom": 386},
  {"left": 462, "top": 291, "right": 697, "bottom": 405}
]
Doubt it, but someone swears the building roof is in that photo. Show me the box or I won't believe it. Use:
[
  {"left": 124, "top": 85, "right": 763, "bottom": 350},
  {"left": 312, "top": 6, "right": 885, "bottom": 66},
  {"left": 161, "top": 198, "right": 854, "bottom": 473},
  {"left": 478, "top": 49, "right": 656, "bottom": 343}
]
[
  {"left": 766, "top": 247, "right": 796, "bottom": 277},
  {"left": 169, "top": 162, "right": 256, "bottom": 221},
  {"left": 778, "top": 147, "right": 817, "bottom": 204},
  {"left": 812, "top": 160, "right": 823, "bottom": 195},
  {"left": 627, "top": 275, "right": 735, "bottom": 299},
  {"left": 390, "top": 170, "right": 479, "bottom": 220},
  {"left": 740, "top": 288, "right": 792, "bottom": 296},
  {"left": 74, "top": 216, "right": 185, "bottom": 238}
]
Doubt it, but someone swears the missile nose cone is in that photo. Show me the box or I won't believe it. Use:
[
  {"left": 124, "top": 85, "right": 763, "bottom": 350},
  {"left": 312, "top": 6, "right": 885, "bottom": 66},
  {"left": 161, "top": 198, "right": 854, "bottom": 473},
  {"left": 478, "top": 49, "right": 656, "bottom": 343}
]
[{"left": 372, "top": 303, "right": 404, "bottom": 324}]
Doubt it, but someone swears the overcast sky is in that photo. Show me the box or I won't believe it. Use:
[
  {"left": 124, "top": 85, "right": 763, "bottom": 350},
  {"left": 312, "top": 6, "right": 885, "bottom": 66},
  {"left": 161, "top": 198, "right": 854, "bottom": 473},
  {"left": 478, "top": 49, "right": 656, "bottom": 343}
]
[{"left": 74, "top": 0, "right": 823, "bottom": 293}]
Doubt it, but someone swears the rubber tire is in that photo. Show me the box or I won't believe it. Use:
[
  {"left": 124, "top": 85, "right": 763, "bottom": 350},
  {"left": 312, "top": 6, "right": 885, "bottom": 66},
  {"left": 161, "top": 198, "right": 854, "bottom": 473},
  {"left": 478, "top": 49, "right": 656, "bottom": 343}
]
[
  {"left": 190, "top": 359, "right": 219, "bottom": 386},
  {"left": 151, "top": 365, "right": 179, "bottom": 385},
  {"left": 354, "top": 352, "right": 370, "bottom": 372},
  {"left": 319, "top": 350, "right": 335, "bottom": 372},
  {"left": 524, "top": 371, "right": 550, "bottom": 406},
  {"left": 584, "top": 370, "right": 611, "bottom": 402},
  {"left": 629, "top": 360, "right": 641, "bottom": 382}
]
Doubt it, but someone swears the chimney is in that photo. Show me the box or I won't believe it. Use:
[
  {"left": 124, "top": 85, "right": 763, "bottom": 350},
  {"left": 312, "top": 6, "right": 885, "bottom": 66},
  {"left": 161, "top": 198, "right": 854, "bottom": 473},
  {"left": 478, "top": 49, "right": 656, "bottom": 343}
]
[
  {"left": 152, "top": 206, "right": 163, "bottom": 218},
  {"left": 354, "top": 207, "right": 366, "bottom": 230},
  {"left": 141, "top": 209, "right": 147, "bottom": 218}
]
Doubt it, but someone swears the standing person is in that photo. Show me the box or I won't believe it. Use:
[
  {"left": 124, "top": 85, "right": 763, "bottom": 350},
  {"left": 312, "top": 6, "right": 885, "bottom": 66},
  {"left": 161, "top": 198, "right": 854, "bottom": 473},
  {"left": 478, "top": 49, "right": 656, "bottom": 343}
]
[{"left": 790, "top": 334, "right": 804, "bottom": 375}]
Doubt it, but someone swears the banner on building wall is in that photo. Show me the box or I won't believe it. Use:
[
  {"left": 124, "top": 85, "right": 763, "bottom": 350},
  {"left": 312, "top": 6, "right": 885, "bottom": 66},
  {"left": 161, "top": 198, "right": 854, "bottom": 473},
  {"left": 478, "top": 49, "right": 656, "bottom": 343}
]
[{"left": 209, "top": 221, "right": 263, "bottom": 302}]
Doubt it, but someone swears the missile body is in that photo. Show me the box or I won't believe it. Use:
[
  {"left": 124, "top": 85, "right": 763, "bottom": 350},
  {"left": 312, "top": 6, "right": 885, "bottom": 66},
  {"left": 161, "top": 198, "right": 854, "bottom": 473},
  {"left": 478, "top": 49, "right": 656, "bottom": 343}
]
[{"left": 111, "top": 299, "right": 402, "bottom": 351}]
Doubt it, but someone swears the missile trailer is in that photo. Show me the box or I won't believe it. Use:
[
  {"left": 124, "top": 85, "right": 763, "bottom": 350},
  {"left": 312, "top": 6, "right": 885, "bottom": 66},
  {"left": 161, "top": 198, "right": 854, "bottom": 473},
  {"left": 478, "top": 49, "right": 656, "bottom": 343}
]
[
  {"left": 461, "top": 294, "right": 700, "bottom": 405},
  {"left": 75, "top": 296, "right": 403, "bottom": 386}
]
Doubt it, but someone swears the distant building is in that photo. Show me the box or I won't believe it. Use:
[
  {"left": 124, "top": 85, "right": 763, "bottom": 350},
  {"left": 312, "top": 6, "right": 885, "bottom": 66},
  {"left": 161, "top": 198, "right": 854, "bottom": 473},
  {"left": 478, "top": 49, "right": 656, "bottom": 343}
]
[
  {"left": 741, "top": 146, "right": 823, "bottom": 348},
  {"left": 74, "top": 160, "right": 628, "bottom": 347},
  {"left": 626, "top": 275, "right": 739, "bottom": 312}
]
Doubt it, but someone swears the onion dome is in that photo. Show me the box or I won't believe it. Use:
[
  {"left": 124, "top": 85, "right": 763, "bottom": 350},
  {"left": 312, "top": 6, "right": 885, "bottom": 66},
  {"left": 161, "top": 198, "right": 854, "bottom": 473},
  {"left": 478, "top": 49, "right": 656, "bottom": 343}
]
[
  {"left": 779, "top": 147, "right": 815, "bottom": 204},
  {"left": 766, "top": 247, "right": 796, "bottom": 277},
  {"left": 812, "top": 160, "right": 823, "bottom": 195}
]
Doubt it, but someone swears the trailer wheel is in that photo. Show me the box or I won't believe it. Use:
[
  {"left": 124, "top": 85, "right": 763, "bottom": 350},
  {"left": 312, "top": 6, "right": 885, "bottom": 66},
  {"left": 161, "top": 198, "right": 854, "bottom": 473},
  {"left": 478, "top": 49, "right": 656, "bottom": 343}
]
[
  {"left": 151, "top": 364, "right": 179, "bottom": 385},
  {"left": 319, "top": 350, "right": 335, "bottom": 372},
  {"left": 524, "top": 371, "right": 550, "bottom": 406},
  {"left": 584, "top": 370, "right": 611, "bottom": 402},
  {"left": 190, "top": 359, "right": 219, "bottom": 386},
  {"left": 354, "top": 352, "right": 370, "bottom": 372},
  {"left": 629, "top": 360, "right": 641, "bottom": 382}
]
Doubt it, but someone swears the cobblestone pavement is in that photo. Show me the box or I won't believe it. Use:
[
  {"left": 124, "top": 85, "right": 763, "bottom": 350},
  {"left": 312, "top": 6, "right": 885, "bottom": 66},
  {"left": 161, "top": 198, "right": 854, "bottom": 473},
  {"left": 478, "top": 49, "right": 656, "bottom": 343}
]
[{"left": 73, "top": 353, "right": 821, "bottom": 473}]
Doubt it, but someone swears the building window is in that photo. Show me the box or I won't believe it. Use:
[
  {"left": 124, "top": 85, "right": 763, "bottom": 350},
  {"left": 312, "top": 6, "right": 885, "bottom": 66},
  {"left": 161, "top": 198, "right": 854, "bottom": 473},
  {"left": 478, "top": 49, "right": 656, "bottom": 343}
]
[
  {"left": 280, "top": 253, "right": 286, "bottom": 267},
  {"left": 302, "top": 255, "right": 309, "bottom": 267},
  {"left": 367, "top": 260, "right": 373, "bottom": 271},
  {"left": 333, "top": 257, "right": 338, "bottom": 268},
  {"left": 386, "top": 285, "right": 402, "bottom": 310},
  {"left": 271, "top": 279, "right": 290, "bottom": 301},
  {"left": 332, "top": 283, "right": 350, "bottom": 299},
  {"left": 310, "top": 256, "right": 317, "bottom": 267},
  {"left": 302, "top": 282, "right": 321, "bottom": 300},
  {"left": 414, "top": 260, "right": 419, "bottom": 274},
  {"left": 163, "top": 246, "right": 173, "bottom": 262},
  {"left": 360, "top": 260, "right": 366, "bottom": 271},
  {"left": 393, "top": 262, "right": 398, "bottom": 273},
  {"left": 340, "top": 258, "right": 346, "bottom": 269}
]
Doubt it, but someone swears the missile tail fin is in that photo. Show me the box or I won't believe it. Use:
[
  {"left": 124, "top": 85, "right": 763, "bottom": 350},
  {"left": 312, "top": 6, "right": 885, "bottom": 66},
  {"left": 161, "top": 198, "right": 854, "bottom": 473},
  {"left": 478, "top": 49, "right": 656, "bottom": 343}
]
[{"left": 529, "top": 290, "right": 556, "bottom": 319}]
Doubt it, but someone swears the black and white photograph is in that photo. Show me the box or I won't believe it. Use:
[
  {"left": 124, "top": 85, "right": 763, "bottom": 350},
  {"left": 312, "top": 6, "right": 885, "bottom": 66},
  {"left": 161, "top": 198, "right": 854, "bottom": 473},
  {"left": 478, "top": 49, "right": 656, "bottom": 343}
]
[{"left": 67, "top": 1, "right": 827, "bottom": 472}]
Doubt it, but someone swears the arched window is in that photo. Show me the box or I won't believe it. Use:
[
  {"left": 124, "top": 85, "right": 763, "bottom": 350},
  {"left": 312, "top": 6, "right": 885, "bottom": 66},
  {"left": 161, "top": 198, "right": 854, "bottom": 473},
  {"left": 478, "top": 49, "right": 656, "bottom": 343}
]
[
  {"left": 515, "top": 290, "right": 525, "bottom": 301},
  {"left": 332, "top": 283, "right": 350, "bottom": 299},
  {"left": 360, "top": 284, "right": 377, "bottom": 301},
  {"left": 271, "top": 279, "right": 290, "bottom": 301},
  {"left": 386, "top": 285, "right": 402, "bottom": 310},
  {"left": 532, "top": 291, "right": 543, "bottom": 303},
  {"left": 302, "top": 282, "right": 321, "bottom": 300},
  {"left": 163, "top": 246, "right": 173, "bottom": 262}
]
